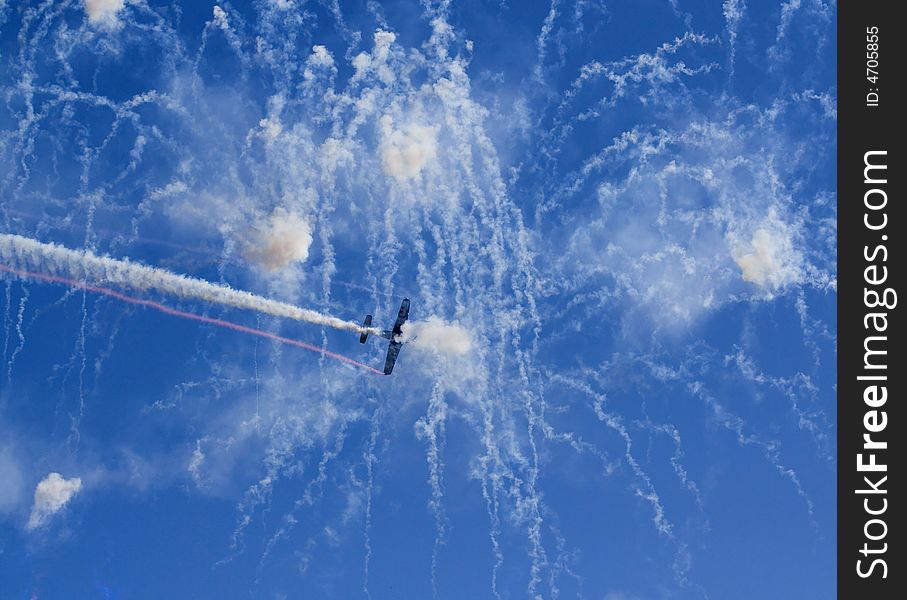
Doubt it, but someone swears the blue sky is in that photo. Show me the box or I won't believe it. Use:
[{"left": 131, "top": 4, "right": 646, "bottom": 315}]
[{"left": 0, "top": 1, "right": 836, "bottom": 598}]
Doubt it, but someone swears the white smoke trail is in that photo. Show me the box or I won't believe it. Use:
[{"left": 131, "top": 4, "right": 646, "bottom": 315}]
[{"left": 0, "top": 233, "right": 380, "bottom": 336}]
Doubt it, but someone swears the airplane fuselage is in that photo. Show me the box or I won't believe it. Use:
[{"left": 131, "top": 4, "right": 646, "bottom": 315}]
[{"left": 360, "top": 298, "right": 410, "bottom": 375}]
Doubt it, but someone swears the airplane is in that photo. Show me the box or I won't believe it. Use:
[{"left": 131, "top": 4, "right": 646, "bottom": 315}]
[{"left": 359, "top": 298, "right": 410, "bottom": 375}]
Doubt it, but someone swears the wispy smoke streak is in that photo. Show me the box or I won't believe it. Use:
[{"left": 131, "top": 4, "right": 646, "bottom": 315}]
[
  {"left": 0, "top": 261, "right": 383, "bottom": 375},
  {"left": 0, "top": 234, "right": 381, "bottom": 336}
]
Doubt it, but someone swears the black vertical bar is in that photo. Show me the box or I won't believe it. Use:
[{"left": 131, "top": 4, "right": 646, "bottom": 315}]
[{"left": 838, "top": 2, "right": 902, "bottom": 597}]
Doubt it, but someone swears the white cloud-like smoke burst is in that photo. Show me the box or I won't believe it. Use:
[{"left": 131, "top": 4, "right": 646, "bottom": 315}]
[
  {"left": 732, "top": 220, "right": 802, "bottom": 291},
  {"left": 379, "top": 116, "right": 439, "bottom": 181},
  {"left": 84, "top": 0, "right": 125, "bottom": 27},
  {"left": 246, "top": 208, "right": 314, "bottom": 272},
  {"left": 27, "top": 472, "right": 82, "bottom": 530},
  {"left": 401, "top": 316, "right": 472, "bottom": 355}
]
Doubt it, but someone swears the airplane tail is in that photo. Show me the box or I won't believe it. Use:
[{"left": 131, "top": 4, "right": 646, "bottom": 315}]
[{"left": 359, "top": 315, "right": 372, "bottom": 344}]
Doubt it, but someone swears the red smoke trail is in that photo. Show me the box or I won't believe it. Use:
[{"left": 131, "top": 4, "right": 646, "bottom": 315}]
[{"left": 0, "top": 263, "right": 384, "bottom": 375}]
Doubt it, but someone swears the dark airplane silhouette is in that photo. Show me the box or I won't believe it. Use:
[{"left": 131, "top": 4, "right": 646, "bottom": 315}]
[{"left": 359, "top": 298, "right": 410, "bottom": 375}]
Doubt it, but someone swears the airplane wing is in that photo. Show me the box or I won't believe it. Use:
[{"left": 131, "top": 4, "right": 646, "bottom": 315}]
[
  {"left": 383, "top": 341, "right": 402, "bottom": 375},
  {"left": 391, "top": 298, "right": 410, "bottom": 337},
  {"left": 383, "top": 298, "right": 410, "bottom": 374}
]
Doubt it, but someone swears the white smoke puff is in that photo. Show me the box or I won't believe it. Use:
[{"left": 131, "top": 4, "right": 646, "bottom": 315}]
[
  {"left": 401, "top": 317, "right": 472, "bottom": 355},
  {"left": 732, "top": 215, "right": 801, "bottom": 290},
  {"left": 212, "top": 6, "right": 230, "bottom": 30},
  {"left": 304, "top": 46, "right": 336, "bottom": 81},
  {"left": 259, "top": 117, "right": 282, "bottom": 141},
  {"left": 259, "top": 95, "right": 285, "bottom": 140},
  {"left": 308, "top": 45, "right": 334, "bottom": 68},
  {"left": 373, "top": 30, "right": 397, "bottom": 56},
  {"left": 247, "top": 208, "right": 313, "bottom": 272},
  {"left": 27, "top": 473, "right": 82, "bottom": 531},
  {"left": 379, "top": 116, "right": 439, "bottom": 181},
  {"left": 84, "top": 0, "right": 124, "bottom": 27},
  {"left": 352, "top": 30, "right": 397, "bottom": 82}
]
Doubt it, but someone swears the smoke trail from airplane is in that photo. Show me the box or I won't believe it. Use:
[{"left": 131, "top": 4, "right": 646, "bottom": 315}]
[
  {"left": 0, "top": 233, "right": 381, "bottom": 336},
  {"left": 0, "top": 262, "right": 384, "bottom": 375},
  {"left": 2, "top": 207, "right": 401, "bottom": 299}
]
